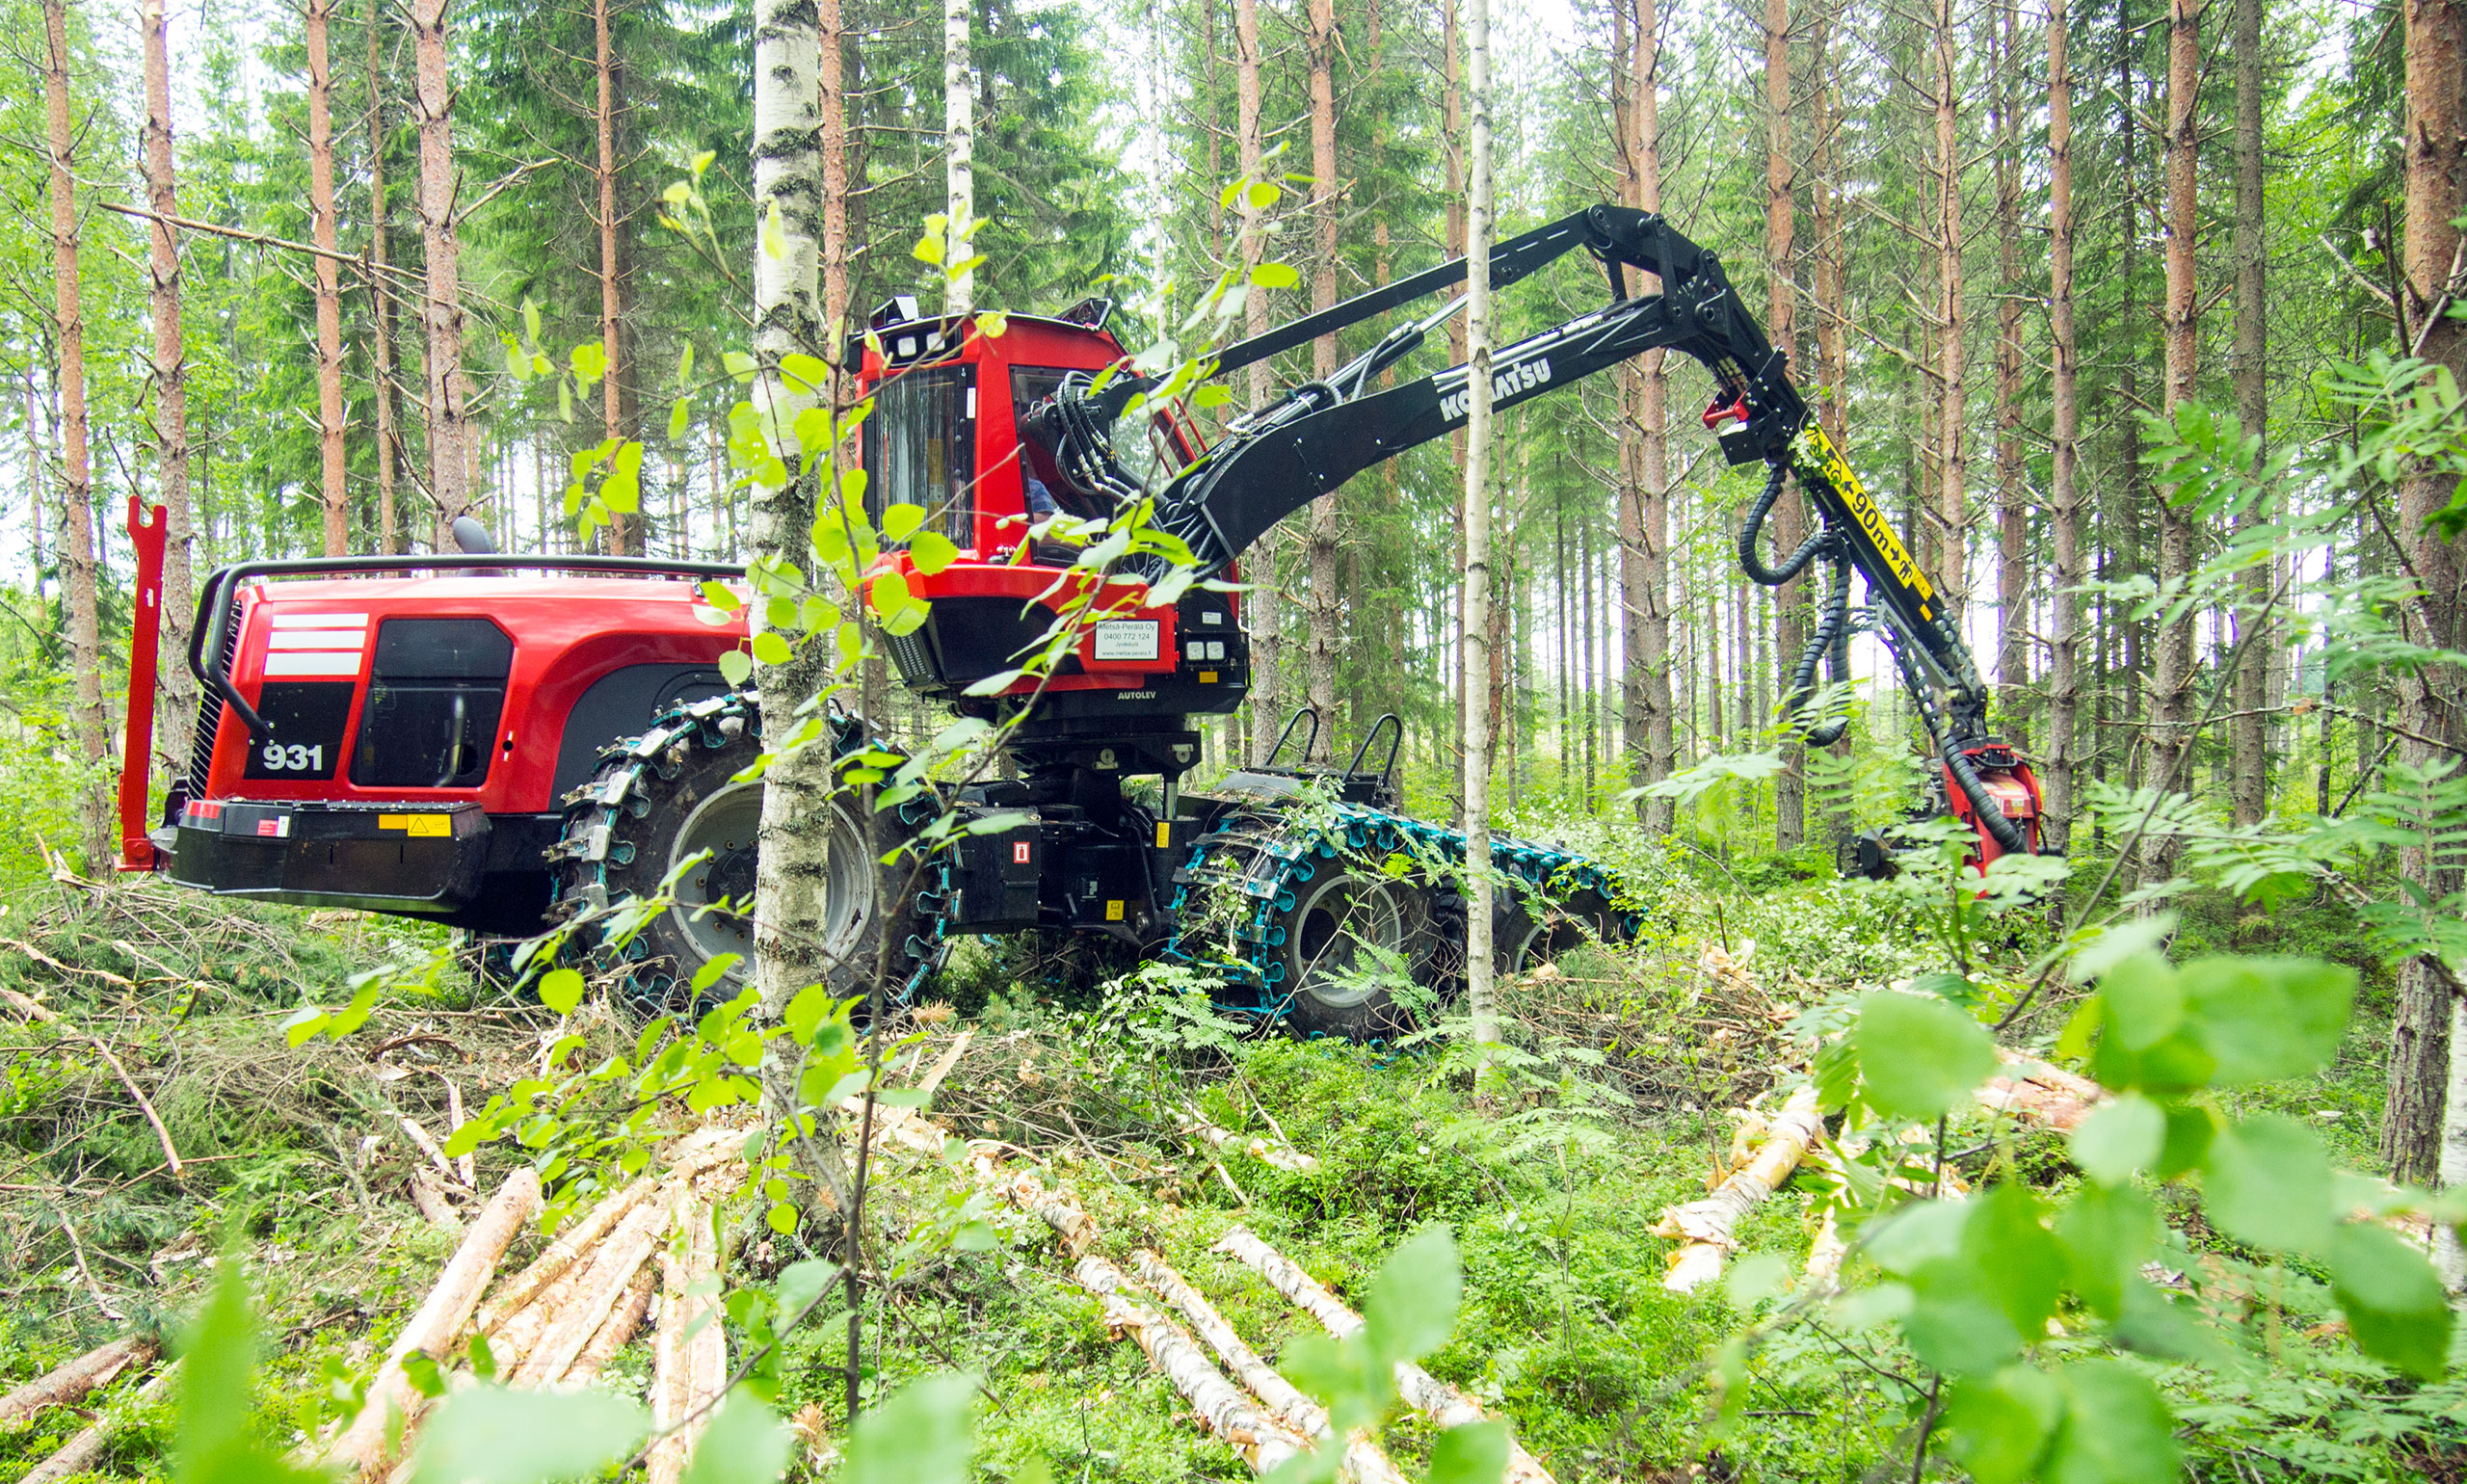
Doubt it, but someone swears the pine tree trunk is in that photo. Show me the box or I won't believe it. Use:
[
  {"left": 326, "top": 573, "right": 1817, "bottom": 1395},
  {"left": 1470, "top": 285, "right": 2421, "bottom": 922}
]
[
  {"left": 368, "top": 0, "right": 399, "bottom": 555},
  {"left": 749, "top": 0, "right": 833, "bottom": 1009},
  {"left": 411, "top": 0, "right": 472, "bottom": 547},
  {"left": 1445, "top": 0, "right": 1467, "bottom": 819},
  {"left": 1235, "top": 0, "right": 1275, "bottom": 766},
  {"left": 1463, "top": 0, "right": 1497, "bottom": 1058},
  {"left": 2383, "top": 0, "right": 2467, "bottom": 1193},
  {"left": 42, "top": 0, "right": 106, "bottom": 867},
  {"left": 2145, "top": 0, "right": 2203, "bottom": 861},
  {"left": 943, "top": 0, "right": 974, "bottom": 316},
  {"left": 2228, "top": 0, "right": 2269, "bottom": 828},
  {"left": 1930, "top": 0, "right": 1965, "bottom": 625},
  {"left": 596, "top": 0, "right": 634, "bottom": 555},
  {"left": 2045, "top": 0, "right": 2083, "bottom": 851},
  {"left": 1615, "top": 0, "right": 1669, "bottom": 831},
  {"left": 309, "top": 0, "right": 350, "bottom": 555},
  {"left": 1766, "top": 0, "right": 1805, "bottom": 851},
  {"left": 141, "top": 0, "right": 198, "bottom": 773},
  {"left": 1993, "top": 0, "right": 2028, "bottom": 728},
  {"left": 1627, "top": 0, "right": 1673, "bottom": 833},
  {"left": 1304, "top": 0, "right": 1340, "bottom": 758}
]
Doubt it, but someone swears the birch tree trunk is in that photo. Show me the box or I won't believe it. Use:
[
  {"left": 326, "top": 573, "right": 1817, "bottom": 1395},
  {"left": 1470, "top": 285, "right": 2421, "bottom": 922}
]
[
  {"left": 596, "top": 0, "right": 634, "bottom": 555},
  {"left": 2384, "top": 0, "right": 2467, "bottom": 1190},
  {"left": 1463, "top": 0, "right": 1498, "bottom": 1060},
  {"left": 2228, "top": 0, "right": 2268, "bottom": 827},
  {"left": 411, "top": 0, "right": 473, "bottom": 547},
  {"left": 368, "top": 0, "right": 400, "bottom": 554},
  {"left": 42, "top": 0, "right": 106, "bottom": 868},
  {"left": 1765, "top": 0, "right": 1805, "bottom": 852},
  {"left": 1304, "top": 0, "right": 1340, "bottom": 758},
  {"left": 1622, "top": 0, "right": 1674, "bottom": 835},
  {"left": 1446, "top": 0, "right": 1467, "bottom": 819},
  {"left": 141, "top": 0, "right": 198, "bottom": 769},
  {"left": 943, "top": 0, "right": 974, "bottom": 316},
  {"left": 1236, "top": 0, "right": 1276, "bottom": 765},
  {"left": 2045, "top": 0, "right": 2083, "bottom": 852},
  {"left": 309, "top": 0, "right": 351, "bottom": 555},
  {"left": 749, "top": 0, "right": 836, "bottom": 1008}
]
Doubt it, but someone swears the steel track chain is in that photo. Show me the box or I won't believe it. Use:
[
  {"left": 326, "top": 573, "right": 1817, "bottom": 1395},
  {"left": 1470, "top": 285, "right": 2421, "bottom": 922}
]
[{"left": 1159, "top": 800, "right": 1645, "bottom": 1020}]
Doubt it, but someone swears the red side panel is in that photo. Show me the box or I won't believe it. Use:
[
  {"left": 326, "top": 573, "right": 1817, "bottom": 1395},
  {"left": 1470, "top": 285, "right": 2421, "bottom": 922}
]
[{"left": 195, "top": 575, "right": 747, "bottom": 812}]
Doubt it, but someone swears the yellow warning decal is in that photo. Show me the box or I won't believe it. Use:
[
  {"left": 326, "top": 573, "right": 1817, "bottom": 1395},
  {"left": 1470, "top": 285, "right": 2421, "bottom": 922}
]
[
  {"left": 1154, "top": 821, "right": 1172, "bottom": 848},
  {"left": 1796, "top": 427, "right": 1936, "bottom": 604},
  {"left": 379, "top": 813, "right": 452, "bottom": 837},
  {"left": 1199, "top": 671, "right": 1218, "bottom": 683},
  {"left": 1105, "top": 899, "right": 1125, "bottom": 921}
]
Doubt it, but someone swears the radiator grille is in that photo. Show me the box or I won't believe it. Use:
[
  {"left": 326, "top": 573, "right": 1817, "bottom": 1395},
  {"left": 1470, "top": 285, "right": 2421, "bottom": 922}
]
[
  {"left": 884, "top": 624, "right": 937, "bottom": 687},
  {"left": 187, "top": 598, "right": 241, "bottom": 796}
]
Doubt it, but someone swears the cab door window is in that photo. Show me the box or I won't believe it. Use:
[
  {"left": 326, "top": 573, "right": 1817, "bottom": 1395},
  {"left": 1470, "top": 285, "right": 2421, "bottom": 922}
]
[
  {"left": 350, "top": 619, "right": 514, "bottom": 789},
  {"left": 862, "top": 364, "right": 976, "bottom": 545}
]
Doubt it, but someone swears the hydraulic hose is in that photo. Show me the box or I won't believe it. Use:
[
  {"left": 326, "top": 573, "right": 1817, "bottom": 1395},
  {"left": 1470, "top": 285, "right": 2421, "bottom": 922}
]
[
  {"left": 1945, "top": 741, "right": 2033, "bottom": 858},
  {"left": 1738, "top": 462, "right": 1830, "bottom": 586},
  {"left": 1783, "top": 546, "right": 1855, "bottom": 748}
]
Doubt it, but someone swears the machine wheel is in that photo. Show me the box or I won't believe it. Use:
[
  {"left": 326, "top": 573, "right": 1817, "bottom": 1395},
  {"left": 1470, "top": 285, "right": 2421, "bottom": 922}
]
[
  {"left": 553, "top": 695, "right": 935, "bottom": 1020},
  {"left": 1270, "top": 861, "right": 1442, "bottom": 1042},
  {"left": 1495, "top": 884, "right": 1624, "bottom": 971}
]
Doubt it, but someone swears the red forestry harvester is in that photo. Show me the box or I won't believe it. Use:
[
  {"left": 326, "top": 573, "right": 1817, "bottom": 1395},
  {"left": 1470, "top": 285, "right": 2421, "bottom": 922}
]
[{"left": 115, "top": 206, "right": 2045, "bottom": 1041}]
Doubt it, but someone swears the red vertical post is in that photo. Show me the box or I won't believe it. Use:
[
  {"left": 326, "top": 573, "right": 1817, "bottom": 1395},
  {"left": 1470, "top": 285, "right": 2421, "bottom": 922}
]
[{"left": 117, "top": 497, "right": 169, "bottom": 870}]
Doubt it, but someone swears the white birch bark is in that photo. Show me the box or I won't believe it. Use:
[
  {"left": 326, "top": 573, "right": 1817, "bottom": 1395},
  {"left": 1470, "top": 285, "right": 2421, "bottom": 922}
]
[
  {"left": 1461, "top": 0, "right": 1497, "bottom": 1060},
  {"left": 943, "top": 0, "right": 974, "bottom": 316},
  {"left": 747, "top": 0, "right": 836, "bottom": 1009}
]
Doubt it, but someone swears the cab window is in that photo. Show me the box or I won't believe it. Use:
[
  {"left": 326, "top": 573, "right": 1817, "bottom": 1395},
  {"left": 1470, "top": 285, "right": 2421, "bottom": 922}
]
[{"left": 862, "top": 364, "right": 975, "bottom": 545}]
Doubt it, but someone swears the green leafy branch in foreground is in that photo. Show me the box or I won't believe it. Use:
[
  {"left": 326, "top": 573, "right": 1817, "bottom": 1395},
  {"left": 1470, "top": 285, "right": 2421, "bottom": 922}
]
[{"left": 1771, "top": 928, "right": 2460, "bottom": 1484}]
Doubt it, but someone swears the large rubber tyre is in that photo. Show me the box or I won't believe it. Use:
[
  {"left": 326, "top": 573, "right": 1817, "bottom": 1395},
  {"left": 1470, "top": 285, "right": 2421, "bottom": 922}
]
[
  {"left": 1269, "top": 861, "right": 1442, "bottom": 1042},
  {"left": 1495, "top": 883, "right": 1626, "bottom": 970},
  {"left": 553, "top": 696, "right": 933, "bottom": 1020}
]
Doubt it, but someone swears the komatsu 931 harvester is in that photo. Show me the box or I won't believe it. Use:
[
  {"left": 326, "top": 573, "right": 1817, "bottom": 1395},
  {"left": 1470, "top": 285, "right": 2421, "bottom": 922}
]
[{"left": 115, "top": 205, "right": 2044, "bottom": 1041}]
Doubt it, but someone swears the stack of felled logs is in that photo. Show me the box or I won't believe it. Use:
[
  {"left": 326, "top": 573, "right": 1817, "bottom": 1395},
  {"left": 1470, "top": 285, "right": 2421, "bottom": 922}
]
[
  {"left": 1654, "top": 952, "right": 2114, "bottom": 1294},
  {"left": 315, "top": 1123, "right": 751, "bottom": 1483}
]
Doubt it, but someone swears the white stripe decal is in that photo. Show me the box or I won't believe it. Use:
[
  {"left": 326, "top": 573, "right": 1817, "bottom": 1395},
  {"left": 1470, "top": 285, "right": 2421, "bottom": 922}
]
[
  {"left": 268, "top": 632, "right": 369, "bottom": 650},
  {"left": 269, "top": 612, "right": 368, "bottom": 628},
  {"left": 263, "top": 651, "right": 364, "bottom": 677}
]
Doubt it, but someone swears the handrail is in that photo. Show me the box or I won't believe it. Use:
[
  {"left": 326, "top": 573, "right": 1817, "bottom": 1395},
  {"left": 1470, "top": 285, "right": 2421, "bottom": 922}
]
[{"left": 1264, "top": 705, "right": 1319, "bottom": 769}]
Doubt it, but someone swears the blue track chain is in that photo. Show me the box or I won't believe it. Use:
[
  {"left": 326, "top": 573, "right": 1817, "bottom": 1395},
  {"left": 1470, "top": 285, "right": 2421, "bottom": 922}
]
[{"left": 1158, "top": 801, "right": 1645, "bottom": 1020}]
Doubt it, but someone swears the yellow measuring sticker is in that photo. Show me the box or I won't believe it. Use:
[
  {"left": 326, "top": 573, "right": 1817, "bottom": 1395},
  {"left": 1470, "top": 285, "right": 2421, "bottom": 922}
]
[
  {"left": 379, "top": 813, "right": 452, "bottom": 837},
  {"left": 1797, "top": 427, "right": 1936, "bottom": 606},
  {"left": 1154, "top": 821, "right": 1172, "bottom": 848}
]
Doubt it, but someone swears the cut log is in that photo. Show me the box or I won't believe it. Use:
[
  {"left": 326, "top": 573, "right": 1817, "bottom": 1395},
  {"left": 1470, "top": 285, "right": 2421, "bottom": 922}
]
[
  {"left": 1129, "top": 1249, "right": 1406, "bottom": 1484},
  {"left": 1008, "top": 1172, "right": 1098, "bottom": 1259},
  {"left": 1976, "top": 1049, "right": 2106, "bottom": 1131},
  {"left": 18, "top": 1363, "right": 173, "bottom": 1484},
  {"left": 398, "top": 1114, "right": 464, "bottom": 1188},
  {"left": 565, "top": 1262, "right": 658, "bottom": 1385},
  {"left": 508, "top": 1196, "right": 669, "bottom": 1388},
  {"left": 1074, "top": 1254, "right": 1312, "bottom": 1472},
  {"left": 1211, "top": 1226, "right": 1555, "bottom": 1484},
  {"left": 0, "top": 1335, "right": 156, "bottom": 1428},
  {"left": 322, "top": 1168, "right": 541, "bottom": 1481},
  {"left": 409, "top": 1167, "right": 464, "bottom": 1234},
  {"left": 650, "top": 1200, "right": 725, "bottom": 1484},
  {"left": 1653, "top": 1084, "right": 1825, "bottom": 1292},
  {"left": 476, "top": 1176, "right": 657, "bottom": 1336},
  {"left": 1177, "top": 1108, "right": 1319, "bottom": 1174}
]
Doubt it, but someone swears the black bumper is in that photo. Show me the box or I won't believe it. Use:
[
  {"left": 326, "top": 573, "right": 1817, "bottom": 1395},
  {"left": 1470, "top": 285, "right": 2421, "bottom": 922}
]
[{"left": 163, "top": 802, "right": 560, "bottom": 922}]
